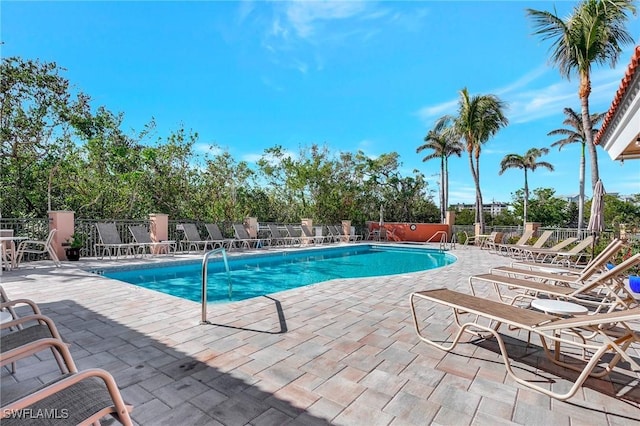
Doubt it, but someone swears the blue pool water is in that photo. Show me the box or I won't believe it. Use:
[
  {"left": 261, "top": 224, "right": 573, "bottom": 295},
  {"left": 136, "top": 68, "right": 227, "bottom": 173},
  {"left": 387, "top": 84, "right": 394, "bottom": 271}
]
[{"left": 101, "top": 245, "right": 456, "bottom": 303}]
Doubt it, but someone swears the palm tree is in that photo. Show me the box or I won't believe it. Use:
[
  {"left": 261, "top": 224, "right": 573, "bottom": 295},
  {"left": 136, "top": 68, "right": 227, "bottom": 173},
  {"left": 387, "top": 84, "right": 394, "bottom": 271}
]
[
  {"left": 499, "top": 148, "right": 555, "bottom": 224},
  {"left": 417, "top": 116, "right": 463, "bottom": 223},
  {"left": 454, "top": 88, "right": 508, "bottom": 232},
  {"left": 527, "top": 0, "right": 636, "bottom": 191},
  {"left": 548, "top": 108, "right": 605, "bottom": 232}
]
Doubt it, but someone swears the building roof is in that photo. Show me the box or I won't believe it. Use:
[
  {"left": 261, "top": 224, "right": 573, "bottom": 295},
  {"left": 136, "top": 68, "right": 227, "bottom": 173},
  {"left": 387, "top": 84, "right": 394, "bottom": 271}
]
[{"left": 594, "top": 45, "right": 640, "bottom": 159}]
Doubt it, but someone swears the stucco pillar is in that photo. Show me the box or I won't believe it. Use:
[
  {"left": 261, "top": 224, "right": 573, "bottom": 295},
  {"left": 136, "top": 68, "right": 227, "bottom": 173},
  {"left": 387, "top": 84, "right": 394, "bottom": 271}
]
[
  {"left": 341, "top": 220, "right": 352, "bottom": 242},
  {"left": 245, "top": 217, "right": 258, "bottom": 238},
  {"left": 445, "top": 210, "right": 455, "bottom": 226},
  {"left": 149, "top": 213, "right": 169, "bottom": 254},
  {"left": 525, "top": 222, "right": 540, "bottom": 235},
  {"left": 48, "top": 211, "right": 74, "bottom": 261},
  {"left": 445, "top": 211, "right": 455, "bottom": 241}
]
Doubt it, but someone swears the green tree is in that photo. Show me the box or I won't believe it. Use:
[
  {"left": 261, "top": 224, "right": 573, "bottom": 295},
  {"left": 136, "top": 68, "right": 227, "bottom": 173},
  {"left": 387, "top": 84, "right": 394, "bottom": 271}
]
[
  {"left": 512, "top": 188, "right": 569, "bottom": 227},
  {"left": 453, "top": 88, "right": 508, "bottom": 232},
  {"left": 527, "top": 0, "right": 636, "bottom": 190},
  {"left": 499, "top": 147, "right": 554, "bottom": 224},
  {"left": 0, "top": 57, "right": 78, "bottom": 217},
  {"left": 417, "top": 116, "right": 463, "bottom": 223},
  {"left": 547, "top": 108, "right": 604, "bottom": 232}
]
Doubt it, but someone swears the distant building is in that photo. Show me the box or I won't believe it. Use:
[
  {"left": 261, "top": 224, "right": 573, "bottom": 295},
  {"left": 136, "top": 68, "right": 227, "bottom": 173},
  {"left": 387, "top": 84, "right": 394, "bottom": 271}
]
[
  {"left": 559, "top": 194, "right": 580, "bottom": 204},
  {"left": 453, "top": 201, "right": 509, "bottom": 216}
]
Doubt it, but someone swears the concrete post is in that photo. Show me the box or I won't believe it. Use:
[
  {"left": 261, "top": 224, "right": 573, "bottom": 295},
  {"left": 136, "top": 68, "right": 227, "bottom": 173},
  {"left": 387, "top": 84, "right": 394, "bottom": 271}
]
[
  {"left": 525, "top": 222, "right": 540, "bottom": 235},
  {"left": 341, "top": 220, "right": 352, "bottom": 242},
  {"left": 474, "top": 222, "right": 482, "bottom": 238},
  {"left": 149, "top": 214, "right": 169, "bottom": 254},
  {"left": 445, "top": 211, "right": 455, "bottom": 241},
  {"left": 245, "top": 217, "right": 258, "bottom": 238},
  {"left": 48, "top": 211, "right": 74, "bottom": 261}
]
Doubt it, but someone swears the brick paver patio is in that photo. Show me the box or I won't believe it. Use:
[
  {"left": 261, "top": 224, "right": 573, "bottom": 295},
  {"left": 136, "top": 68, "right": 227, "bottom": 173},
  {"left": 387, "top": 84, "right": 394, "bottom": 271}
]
[{"left": 1, "top": 244, "right": 639, "bottom": 425}]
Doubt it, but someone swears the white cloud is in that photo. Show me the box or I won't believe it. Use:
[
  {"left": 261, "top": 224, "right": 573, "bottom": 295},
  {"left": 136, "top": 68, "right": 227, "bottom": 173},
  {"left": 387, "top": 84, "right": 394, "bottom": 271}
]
[
  {"left": 415, "top": 57, "right": 633, "bottom": 128},
  {"left": 284, "top": 1, "right": 368, "bottom": 39},
  {"left": 194, "top": 143, "right": 223, "bottom": 156}
]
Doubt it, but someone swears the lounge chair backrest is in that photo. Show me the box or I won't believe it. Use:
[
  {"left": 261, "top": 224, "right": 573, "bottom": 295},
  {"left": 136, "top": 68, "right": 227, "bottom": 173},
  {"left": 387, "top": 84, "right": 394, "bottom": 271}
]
[
  {"left": 572, "top": 252, "right": 640, "bottom": 295},
  {"left": 205, "top": 224, "right": 225, "bottom": 240},
  {"left": 513, "top": 230, "right": 534, "bottom": 246},
  {"left": 96, "top": 223, "right": 123, "bottom": 245},
  {"left": 129, "top": 225, "right": 152, "bottom": 244},
  {"left": 575, "top": 238, "right": 623, "bottom": 280},
  {"left": 233, "top": 224, "right": 251, "bottom": 240},
  {"left": 565, "top": 235, "right": 594, "bottom": 254},
  {"left": 547, "top": 237, "right": 578, "bottom": 251},
  {"left": 285, "top": 224, "right": 300, "bottom": 237},
  {"left": 181, "top": 223, "right": 204, "bottom": 241},
  {"left": 267, "top": 224, "right": 283, "bottom": 238},
  {"left": 532, "top": 230, "right": 554, "bottom": 248},
  {"left": 301, "top": 225, "right": 314, "bottom": 237}
]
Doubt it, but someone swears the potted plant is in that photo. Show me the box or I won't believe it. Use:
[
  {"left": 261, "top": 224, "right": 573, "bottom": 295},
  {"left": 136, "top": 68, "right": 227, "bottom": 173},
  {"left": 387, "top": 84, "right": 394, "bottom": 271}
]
[{"left": 63, "top": 233, "right": 86, "bottom": 261}]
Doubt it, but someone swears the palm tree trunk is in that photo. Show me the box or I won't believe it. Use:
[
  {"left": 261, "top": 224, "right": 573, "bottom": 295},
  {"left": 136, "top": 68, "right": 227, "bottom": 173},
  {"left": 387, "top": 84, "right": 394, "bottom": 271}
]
[
  {"left": 579, "top": 73, "right": 599, "bottom": 190},
  {"left": 473, "top": 151, "right": 484, "bottom": 232},
  {"left": 440, "top": 156, "right": 445, "bottom": 223},
  {"left": 467, "top": 150, "right": 480, "bottom": 224},
  {"left": 523, "top": 169, "right": 529, "bottom": 225},
  {"left": 444, "top": 158, "right": 449, "bottom": 223},
  {"left": 578, "top": 142, "right": 586, "bottom": 232}
]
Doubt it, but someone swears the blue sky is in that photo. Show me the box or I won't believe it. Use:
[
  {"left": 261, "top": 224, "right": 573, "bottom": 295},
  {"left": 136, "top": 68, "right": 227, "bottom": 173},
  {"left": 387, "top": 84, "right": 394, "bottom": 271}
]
[{"left": 3, "top": 1, "right": 639, "bottom": 205}]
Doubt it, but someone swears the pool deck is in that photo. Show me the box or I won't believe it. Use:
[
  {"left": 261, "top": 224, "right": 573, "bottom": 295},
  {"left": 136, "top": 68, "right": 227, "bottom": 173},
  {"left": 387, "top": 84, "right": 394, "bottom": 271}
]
[{"left": 1, "top": 244, "right": 639, "bottom": 425}]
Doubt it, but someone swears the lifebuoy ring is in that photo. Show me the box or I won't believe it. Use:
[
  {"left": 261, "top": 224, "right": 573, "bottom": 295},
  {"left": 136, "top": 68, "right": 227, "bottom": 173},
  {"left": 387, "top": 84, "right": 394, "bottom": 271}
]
[{"left": 409, "top": 224, "right": 417, "bottom": 231}]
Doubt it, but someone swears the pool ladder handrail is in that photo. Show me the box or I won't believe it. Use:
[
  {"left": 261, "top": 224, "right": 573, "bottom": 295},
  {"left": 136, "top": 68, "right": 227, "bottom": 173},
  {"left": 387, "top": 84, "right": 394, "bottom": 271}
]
[
  {"left": 201, "top": 247, "right": 231, "bottom": 325},
  {"left": 425, "top": 231, "right": 451, "bottom": 251}
]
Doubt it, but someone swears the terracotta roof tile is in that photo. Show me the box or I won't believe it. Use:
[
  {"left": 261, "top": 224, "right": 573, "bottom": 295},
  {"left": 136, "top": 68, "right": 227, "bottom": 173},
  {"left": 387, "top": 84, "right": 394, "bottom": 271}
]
[{"left": 595, "top": 45, "right": 640, "bottom": 146}]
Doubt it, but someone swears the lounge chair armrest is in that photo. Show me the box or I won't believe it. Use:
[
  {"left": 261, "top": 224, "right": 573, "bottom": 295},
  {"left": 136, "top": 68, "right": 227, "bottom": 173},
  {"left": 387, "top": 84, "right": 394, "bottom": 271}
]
[
  {"left": 0, "top": 337, "right": 75, "bottom": 372},
  {"left": 1, "top": 298, "right": 42, "bottom": 315},
  {"left": 1, "top": 367, "right": 133, "bottom": 425},
  {"left": 0, "top": 314, "right": 63, "bottom": 340}
]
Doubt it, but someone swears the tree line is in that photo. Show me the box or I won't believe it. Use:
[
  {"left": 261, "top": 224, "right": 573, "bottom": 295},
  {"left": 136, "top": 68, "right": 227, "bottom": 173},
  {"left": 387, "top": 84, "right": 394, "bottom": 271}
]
[{"left": 0, "top": 57, "right": 439, "bottom": 225}]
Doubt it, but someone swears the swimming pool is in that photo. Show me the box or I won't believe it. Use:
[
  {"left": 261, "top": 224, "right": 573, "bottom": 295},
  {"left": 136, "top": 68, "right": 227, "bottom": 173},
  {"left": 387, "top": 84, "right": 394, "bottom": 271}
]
[{"left": 100, "top": 244, "right": 456, "bottom": 303}]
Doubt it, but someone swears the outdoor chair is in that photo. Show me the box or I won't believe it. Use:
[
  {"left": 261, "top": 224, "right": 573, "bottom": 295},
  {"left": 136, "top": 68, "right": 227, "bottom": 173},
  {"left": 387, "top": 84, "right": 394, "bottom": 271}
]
[
  {"left": 519, "top": 236, "right": 578, "bottom": 262},
  {"left": 284, "top": 225, "right": 302, "bottom": 247},
  {"left": 15, "top": 229, "right": 60, "bottom": 267},
  {"left": 266, "top": 224, "right": 296, "bottom": 247},
  {"left": 410, "top": 288, "right": 640, "bottom": 401},
  {"left": 205, "top": 224, "right": 235, "bottom": 250},
  {"left": 522, "top": 236, "right": 594, "bottom": 266},
  {"left": 336, "top": 224, "right": 362, "bottom": 243},
  {"left": 496, "top": 238, "right": 624, "bottom": 281},
  {"left": 232, "top": 223, "right": 267, "bottom": 249},
  {"left": 1, "top": 285, "right": 42, "bottom": 325},
  {"left": 1, "top": 314, "right": 67, "bottom": 374},
  {"left": 95, "top": 223, "right": 142, "bottom": 259},
  {"left": 300, "top": 224, "right": 327, "bottom": 245},
  {"left": 493, "top": 230, "right": 534, "bottom": 255},
  {"left": 1, "top": 338, "right": 133, "bottom": 425},
  {"left": 0, "top": 229, "right": 18, "bottom": 270},
  {"left": 503, "top": 230, "right": 555, "bottom": 259},
  {"left": 325, "top": 225, "right": 342, "bottom": 243},
  {"left": 469, "top": 251, "right": 640, "bottom": 313},
  {"left": 128, "top": 225, "right": 176, "bottom": 255},
  {"left": 179, "top": 223, "right": 214, "bottom": 252}
]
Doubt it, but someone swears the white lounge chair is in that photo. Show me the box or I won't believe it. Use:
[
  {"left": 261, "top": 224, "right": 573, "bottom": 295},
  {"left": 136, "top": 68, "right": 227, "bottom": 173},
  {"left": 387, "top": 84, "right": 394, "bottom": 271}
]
[
  {"left": 411, "top": 288, "right": 640, "bottom": 401},
  {"left": 16, "top": 229, "right": 61, "bottom": 267}
]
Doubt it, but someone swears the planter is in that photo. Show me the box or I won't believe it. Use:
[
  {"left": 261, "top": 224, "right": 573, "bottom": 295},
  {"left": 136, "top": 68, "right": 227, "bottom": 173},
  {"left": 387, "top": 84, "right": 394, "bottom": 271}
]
[{"left": 65, "top": 247, "right": 81, "bottom": 261}]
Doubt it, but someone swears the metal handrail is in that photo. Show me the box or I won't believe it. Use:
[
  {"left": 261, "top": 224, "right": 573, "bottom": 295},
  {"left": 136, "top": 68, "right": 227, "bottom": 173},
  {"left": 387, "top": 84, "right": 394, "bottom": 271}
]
[
  {"left": 201, "top": 247, "right": 230, "bottom": 325},
  {"left": 425, "top": 231, "right": 450, "bottom": 250}
]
